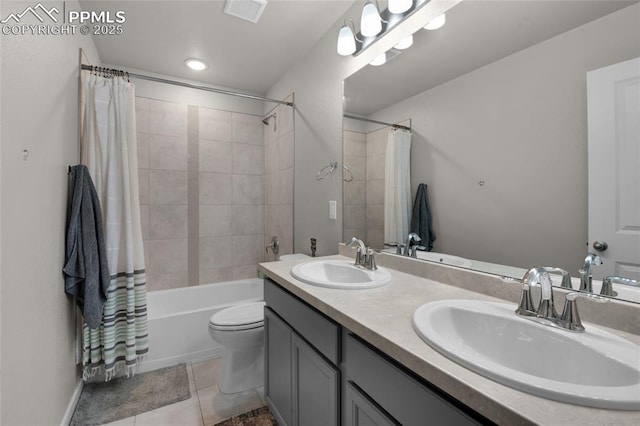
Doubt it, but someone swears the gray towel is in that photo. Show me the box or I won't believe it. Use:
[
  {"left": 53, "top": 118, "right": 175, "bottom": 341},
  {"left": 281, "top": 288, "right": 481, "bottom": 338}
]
[
  {"left": 410, "top": 183, "right": 436, "bottom": 251},
  {"left": 63, "top": 165, "right": 110, "bottom": 329}
]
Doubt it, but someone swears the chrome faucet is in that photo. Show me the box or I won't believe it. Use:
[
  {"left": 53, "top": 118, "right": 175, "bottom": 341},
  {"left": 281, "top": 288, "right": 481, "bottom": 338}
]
[
  {"left": 404, "top": 232, "right": 422, "bottom": 257},
  {"left": 519, "top": 267, "right": 558, "bottom": 319},
  {"left": 579, "top": 252, "right": 602, "bottom": 292},
  {"left": 517, "top": 266, "right": 608, "bottom": 332},
  {"left": 265, "top": 236, "right": 280, "bottom": 257},
  {"left": 347, "top": 237, "right": 377, "bottom": 270}
]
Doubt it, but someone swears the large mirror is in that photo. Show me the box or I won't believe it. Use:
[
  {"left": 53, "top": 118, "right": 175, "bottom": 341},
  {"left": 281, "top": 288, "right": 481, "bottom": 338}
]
[{"left": 342, "top": 0, "right": 640, "bottom": 302}]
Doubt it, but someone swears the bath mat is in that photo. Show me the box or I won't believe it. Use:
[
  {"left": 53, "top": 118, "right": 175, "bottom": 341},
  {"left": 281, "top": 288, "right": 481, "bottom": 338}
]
[
  {"left": 215, "top": 406, "right": 277, "bottom": 426},
  {"left": 70, "top": 363, "right": 191, "bottom": 425}
]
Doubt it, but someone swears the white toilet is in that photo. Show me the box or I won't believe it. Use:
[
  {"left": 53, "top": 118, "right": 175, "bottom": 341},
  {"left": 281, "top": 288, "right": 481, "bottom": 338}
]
[{"left": 208, "top": 301, "right": 266, "bottom": 394}]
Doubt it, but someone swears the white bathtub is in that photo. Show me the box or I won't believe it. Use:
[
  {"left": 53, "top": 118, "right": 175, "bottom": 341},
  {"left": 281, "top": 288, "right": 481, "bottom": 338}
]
[{"left": 138, "top": 278, "right": 264, "bottom": 373}]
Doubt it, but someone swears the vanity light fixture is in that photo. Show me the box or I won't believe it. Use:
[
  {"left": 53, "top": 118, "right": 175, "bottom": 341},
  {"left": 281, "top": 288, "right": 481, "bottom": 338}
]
[
  {"left": 184, "top": 58, "right": 208, "bottom": 71},
  {"left": 394, "top": 34, "right": 413, "bottom": 50},
  {"left": 369, "top": 52, "right": 387, "bottom": 66},
  {"left": 337, "top": 18, "right": 360, "bottom": 56},
  {"left": 424, "top": 13, "right": 446, "bottom": 30},
  {"left": 388, "top": 0, "right": 412, "bottom": 14},
  {"left": 336, "top": 0, "right": 429, "bottom": 58},
  {"left": 369, "top": 48, "right": 402, "bottom": 67},
  {"left": 360, "top": 1, "right": 385, "bottom": 37}
]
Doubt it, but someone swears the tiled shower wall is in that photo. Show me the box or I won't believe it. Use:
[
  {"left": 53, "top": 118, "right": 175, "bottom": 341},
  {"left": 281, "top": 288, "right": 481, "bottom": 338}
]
[
  {"left": 342, "top": 126, "right": 388, "bottom": 250},
  {"left": 343, "top": 130, "right": 367, "bottom": 242},
  {"left": 264, "top": 96, "right": 294, "bottom": 260},
  {"left": 136, "top": 96, "right": 275, "bottom": 292},
  {"left": 365, "top": 127, "right": 387, "bottom": 249}
]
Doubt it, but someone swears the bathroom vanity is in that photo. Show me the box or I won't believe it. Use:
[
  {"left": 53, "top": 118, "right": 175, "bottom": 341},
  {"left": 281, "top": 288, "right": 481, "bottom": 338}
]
[{"left": 258, "top": 253, "right": 640, "bottom": 425}]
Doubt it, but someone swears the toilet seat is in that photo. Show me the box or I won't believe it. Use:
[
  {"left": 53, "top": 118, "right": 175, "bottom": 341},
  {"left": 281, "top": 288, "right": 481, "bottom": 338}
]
[{"left": 209, "top": 301, "right": 266, "bottom": 331}]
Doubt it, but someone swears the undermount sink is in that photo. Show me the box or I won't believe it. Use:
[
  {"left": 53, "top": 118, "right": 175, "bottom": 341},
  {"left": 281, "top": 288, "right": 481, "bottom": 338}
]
[
  {"left": 412, "top": 299, "right": 640, "bottom": 410},
  {"left": 290, "top": 259, "right": 391, "bottom": 289}
]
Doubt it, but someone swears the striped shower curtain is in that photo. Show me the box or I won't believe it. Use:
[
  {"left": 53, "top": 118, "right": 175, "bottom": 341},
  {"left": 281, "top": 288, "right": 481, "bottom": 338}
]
[{"left": 81, "top": 72, "right": 148, "bottom": 380}]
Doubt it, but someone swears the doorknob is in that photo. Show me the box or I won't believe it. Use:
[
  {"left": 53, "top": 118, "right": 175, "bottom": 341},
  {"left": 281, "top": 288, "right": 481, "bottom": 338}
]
[{"left": 593, "top": 241, "right": 608, "bottom": 252}]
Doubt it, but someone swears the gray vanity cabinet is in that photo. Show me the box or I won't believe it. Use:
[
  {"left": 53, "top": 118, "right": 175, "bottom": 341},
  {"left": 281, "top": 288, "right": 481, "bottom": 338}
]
[
  {"left": 264, "top": 279, "right": 340, "bottom": 426},
  {"left": 264, "top": 278, "right": 489, "bottom": 426},
  {"left": 344, "top": 381, "right": 398, "bottom": 426},
  {"left": 342, "top": 333, "right": 484, "bottom": 426},
  {"left": 264, "top": 308, "right": 293, "bottom": 425}
]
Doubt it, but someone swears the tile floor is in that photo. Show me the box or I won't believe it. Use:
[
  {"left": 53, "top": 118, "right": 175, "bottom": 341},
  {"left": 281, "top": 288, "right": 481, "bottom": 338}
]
[{"left": 102, "top": 358, "right": 265, "bottom": 426}]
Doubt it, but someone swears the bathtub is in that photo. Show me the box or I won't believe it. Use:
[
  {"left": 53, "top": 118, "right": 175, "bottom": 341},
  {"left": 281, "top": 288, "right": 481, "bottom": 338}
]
[{"left": 138, "top": 278, "right": 264, "bottom": 373}]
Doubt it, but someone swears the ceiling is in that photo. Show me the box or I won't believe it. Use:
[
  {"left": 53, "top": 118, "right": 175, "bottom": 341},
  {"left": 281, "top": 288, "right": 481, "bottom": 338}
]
[
  {"left": 79, "top": 0, "right": 355, "bottom": 95},
  {"left": 345, "top": 0, "right": 638, "bottom": 116},
  {"left": 80, "top": 1, "right": 637, "bottom": 108}
]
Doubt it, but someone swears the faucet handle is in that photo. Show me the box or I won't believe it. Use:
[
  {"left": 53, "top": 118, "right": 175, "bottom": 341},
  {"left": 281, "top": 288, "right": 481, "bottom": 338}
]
[
  {"left": 601, "top": 276, "right": 638, "bottom": 297},
  {"left": 560, "top": 292, "right": 609, "bottom": 332},
  {"left": 364, "top": 247, "right": 377, "bottom": 270},
  {"left": 354, "top": 246, "right": 364, "bottom": 266},
  {"left": 515, "top": 282, "right": 537, "bottom": 317}
]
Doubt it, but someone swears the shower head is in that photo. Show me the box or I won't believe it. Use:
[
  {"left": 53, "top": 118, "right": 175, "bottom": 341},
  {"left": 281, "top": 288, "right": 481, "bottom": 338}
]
[{"left": 262, "top": 113, "right": 277, "bottom": 130}]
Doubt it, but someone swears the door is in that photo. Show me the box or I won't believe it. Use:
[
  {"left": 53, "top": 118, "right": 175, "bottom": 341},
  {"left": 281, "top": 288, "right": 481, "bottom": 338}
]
[
  {"left": 291, "top": 333, "right": 339, "bottom": 426},
  {"left": 587, "top": 57, "right": 640, "bottom": 280},
  {"left": 344, "top": 381, "right": 399, "bottom": 426},
  {"left": 264, "top": 308, "right": 292, "bottom": 426}
]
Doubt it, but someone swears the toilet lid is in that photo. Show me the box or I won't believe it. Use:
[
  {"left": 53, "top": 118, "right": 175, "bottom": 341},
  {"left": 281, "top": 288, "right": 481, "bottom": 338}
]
[{"left": 209, "top": 301, "right": 265, "bottom": 330}]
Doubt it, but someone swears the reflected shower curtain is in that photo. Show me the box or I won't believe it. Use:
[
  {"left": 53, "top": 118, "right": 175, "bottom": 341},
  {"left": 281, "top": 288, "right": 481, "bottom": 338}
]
[
  {"left": 82, "top": 72, "right": 148, "bottom": 380},
  {"left": 384, "top": 129, "right": 412, "bottom": 244}
]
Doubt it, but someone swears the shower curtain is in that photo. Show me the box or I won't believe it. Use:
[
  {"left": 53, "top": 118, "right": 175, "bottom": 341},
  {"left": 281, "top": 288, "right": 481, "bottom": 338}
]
[
  {"left": 384, "top": 128, "right": 412, "bottom": 244},
  {"left": 81, "top": 72, "right": 148, "bottom": 380}
]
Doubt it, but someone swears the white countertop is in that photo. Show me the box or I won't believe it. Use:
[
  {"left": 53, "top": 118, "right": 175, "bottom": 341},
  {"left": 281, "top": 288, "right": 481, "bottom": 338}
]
[{"left": 258, "top": 255, "right": 640, "bottom": 426}]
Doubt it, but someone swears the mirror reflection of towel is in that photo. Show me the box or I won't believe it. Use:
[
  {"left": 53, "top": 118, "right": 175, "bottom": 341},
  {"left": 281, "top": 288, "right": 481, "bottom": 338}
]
[
  {"left": 411, "top": 183, "right": 436, "bottom": 251},
  {"left": 63, "top": 165, "right": 110, "bottom": 329}
]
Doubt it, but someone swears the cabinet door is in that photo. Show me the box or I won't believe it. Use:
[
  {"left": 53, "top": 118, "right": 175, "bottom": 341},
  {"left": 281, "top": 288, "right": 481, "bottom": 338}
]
[
  {"left": 292, "top": 333, "right": 339, "bottom": 426},
  {"left": 264, "top": 307, "right": 292, "bottom": 426},
  {"left": 344, "top": 382, "right": 399, "bottom": 426}
]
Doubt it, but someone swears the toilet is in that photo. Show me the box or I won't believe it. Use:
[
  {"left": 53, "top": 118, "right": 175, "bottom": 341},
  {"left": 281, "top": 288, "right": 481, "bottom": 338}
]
[{"left": 208, "top": 301, "right": 266, "bottom": 394}]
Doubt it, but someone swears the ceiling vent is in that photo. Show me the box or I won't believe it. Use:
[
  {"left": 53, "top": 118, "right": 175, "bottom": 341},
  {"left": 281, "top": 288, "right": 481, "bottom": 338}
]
[{"left": 224, "top": 0, "right": 268, "bottom": 23}]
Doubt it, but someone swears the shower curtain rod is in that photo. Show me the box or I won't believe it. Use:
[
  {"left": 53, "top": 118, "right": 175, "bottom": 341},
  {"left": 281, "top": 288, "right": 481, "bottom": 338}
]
[
  {"left": 343, "top": 114, "right": 411, "bottom": 131},
  {"left": 81, "top": 64, "right": 294, "bottom": 107}
]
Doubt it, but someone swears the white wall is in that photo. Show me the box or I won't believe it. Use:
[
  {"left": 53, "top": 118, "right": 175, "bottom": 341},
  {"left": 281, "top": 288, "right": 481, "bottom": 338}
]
[
  {"left": 267, "top": 0, "right": 458, "bottom": 255},
  {"left": 0, "top": 1, "right": 100, "bottom": 423},
  {"left": 367, "top": 4, "right": 640, "bottom": 273},
  {"left": 113, "top": 65, "right": 265, "bottom": 115}
]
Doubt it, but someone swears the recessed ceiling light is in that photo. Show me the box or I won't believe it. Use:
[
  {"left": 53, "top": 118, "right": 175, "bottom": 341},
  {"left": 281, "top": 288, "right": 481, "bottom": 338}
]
[{"left": 184, "top": 58, "right": 208, "bottom": 71}]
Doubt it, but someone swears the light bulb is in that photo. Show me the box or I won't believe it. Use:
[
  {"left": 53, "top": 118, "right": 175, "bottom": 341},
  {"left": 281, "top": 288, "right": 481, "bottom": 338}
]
[
  {"left": 337, "top": 25, "right": 356, "bottom": 56},
  {"left": 361, "top": 2, "right": 382, "bottom": 37},
  {"left": 369, "top": 52, "right": 387, "bottom": 66},
  {"left": 394, "top": 35, "right": 413, "bottom": 50},
  {"left": 388, "top": 0, "right": 412, "bottom": 14},
  {"left": 424, "top": 13, "right": 446, "bottom": 30},
  {"left": 184, "top": 58, "right": 207, "bottom": 71}
]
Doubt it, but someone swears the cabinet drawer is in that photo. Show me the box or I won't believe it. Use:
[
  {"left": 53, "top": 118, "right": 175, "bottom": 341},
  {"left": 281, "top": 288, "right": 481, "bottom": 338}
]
[
  {"left": 343, "top": 333, "right": 484, "bottom": 426},
  {"left": 264, "top": 278, "right": 340, "bottom": 364}
]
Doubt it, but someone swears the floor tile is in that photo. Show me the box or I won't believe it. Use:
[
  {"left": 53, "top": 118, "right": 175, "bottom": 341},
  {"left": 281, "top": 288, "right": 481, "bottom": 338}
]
[
  {"left": 134, "top": 395, "right": 204, "bottom": 426},
  {"left": 197, "top": 386, "right": 263, "bottom": 425},
  {"left": 186, "top": 363, "right": 197, "bottom": 393},
  {"left": 192, "top": 358, "right": 221, "bottom": 390},
  {"left": 101, "top": 417, "right": 136, "bottom": 426}
]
